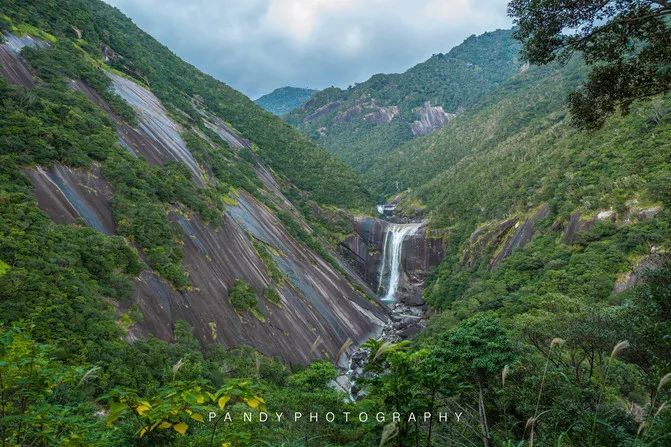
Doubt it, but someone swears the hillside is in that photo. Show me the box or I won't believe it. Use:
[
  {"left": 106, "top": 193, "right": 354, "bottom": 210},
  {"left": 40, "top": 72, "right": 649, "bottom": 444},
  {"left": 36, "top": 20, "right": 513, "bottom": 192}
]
[
  {"left": 362, "top": 51, "right": 671, "bottom": 311},
  {"left": 255, "top": 86, "right": 317, "bottom": 115},
  {"left": 0, "top": 3, "right": 370, "bottom": 210},
  {"left": 286, "top": 29, "right": 521, "bottom": 174},
  {"left": 354, "top": 48, "right": 670, "bottom": 446},
  {"left": 0, "top": 0, "right": 388, "bottom": 380}
]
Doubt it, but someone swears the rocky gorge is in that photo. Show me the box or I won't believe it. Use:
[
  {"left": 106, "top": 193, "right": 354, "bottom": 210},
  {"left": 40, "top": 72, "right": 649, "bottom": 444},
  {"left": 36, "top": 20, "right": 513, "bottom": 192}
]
[{"left": 334, "top": 210, "right": 447, "bottom": 398}]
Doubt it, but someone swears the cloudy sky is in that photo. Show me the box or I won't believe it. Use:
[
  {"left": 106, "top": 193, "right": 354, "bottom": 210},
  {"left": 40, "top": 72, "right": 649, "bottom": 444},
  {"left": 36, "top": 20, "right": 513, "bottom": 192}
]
[{"left": 103, "top": 0, "right": 511, "bottom": 99}]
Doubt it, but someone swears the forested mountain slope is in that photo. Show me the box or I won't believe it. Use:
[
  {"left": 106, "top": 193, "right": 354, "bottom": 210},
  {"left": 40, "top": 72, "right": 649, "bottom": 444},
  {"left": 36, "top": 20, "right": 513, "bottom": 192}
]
[
  {"left": 255, "top": 86, "right": 317, "bottom": 116},
  {"left": 0, "top": 0, "right": 386, "bottom": 372},
  {"left": 286, "top": 29, "right": 521, "bottom": 174},
  {"left": 1, "top": 1, "right": 370, "bottom": 209},
  {"left": 350, "top": 40, "right": 671, "bottom": 447},
  {"left": 379, "top": 51, "right": 671, "bottom": 371}
]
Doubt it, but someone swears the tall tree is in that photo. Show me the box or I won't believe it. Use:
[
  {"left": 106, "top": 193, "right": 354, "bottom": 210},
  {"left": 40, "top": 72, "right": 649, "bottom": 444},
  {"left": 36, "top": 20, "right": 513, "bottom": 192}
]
[
  {"left": 438, "top": 314, "right": 516, "bottom": 447},
  {"left": 508, "top": 0, "right": 671, "bottom": 128}
]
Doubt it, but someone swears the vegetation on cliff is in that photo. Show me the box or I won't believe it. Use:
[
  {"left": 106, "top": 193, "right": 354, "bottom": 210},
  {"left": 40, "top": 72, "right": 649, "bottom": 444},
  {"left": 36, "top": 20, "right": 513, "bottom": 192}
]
[{"left": 1, "top": 0, "right": 371, "bottom": 209}]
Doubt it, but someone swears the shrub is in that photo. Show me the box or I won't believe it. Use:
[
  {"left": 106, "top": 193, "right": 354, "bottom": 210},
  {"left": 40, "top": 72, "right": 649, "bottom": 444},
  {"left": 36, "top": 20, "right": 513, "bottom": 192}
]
[
  {"left": 264, "top": 287, "right": 281, "bottom": 305},
  {"left": 228, "top": 280, "right": 258, "bottom": 312}
]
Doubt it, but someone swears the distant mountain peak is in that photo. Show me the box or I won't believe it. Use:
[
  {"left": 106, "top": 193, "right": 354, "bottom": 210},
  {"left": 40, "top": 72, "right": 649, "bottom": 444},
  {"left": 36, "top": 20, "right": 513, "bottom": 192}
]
[{"left": 255, "top": 86, "right": 317, "bottom": 116}]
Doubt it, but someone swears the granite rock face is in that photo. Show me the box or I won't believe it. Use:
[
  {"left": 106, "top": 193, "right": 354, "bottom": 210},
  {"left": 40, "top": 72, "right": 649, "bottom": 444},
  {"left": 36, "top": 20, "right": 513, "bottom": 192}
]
[
  {"left": 491, "top": 204, "right": 550, "bottom": 266},
  {"left": 11, "top": 63, "right": 387, "bottom": 364},
  {"left": 24, "top": 164, "right": 116, "bottom": 235},
  {"left": 410, "top": 102, "right": 460, "bottom": 136},
  {"left": 612, "top": 253, "right": 665, "bottom": 294},
  {"left": 107, "top": 72, "right": 205, "bottom": 183},
  {"left": 462, "top": 202, "right": 665, "bottom": 271},
  {"left": 304, "top": 101, "right": 342, "bottom": 122},
  {"left": 363, "top": 105, "right": 399, "bottom": 125},
  {"left": 562, "top": 211, "right": 596, "bottom": 244},
  {"left": 0, "top": 32, "right": 49, "bottom": 88},
  {"left": 332, "top": 98, "right": 400, "bottom": 125},
  {"left": 463, "top": 204, "right": 550, "bottom": 268}
]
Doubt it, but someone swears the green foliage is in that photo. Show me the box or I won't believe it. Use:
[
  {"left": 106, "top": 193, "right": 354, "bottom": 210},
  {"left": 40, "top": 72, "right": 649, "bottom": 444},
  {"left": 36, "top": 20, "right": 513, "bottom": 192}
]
[
  {"left": 0, "top": 82, "right": 116, "bottom": 167},
  {"left": 361, "top": 340, "right": 461, "bottom": 446},
  {"left": 228, "top": 279, "right": 259, "bottom": 313},
  {"left": 286, "top": 361, "right": 338, "bottom": 390},
  {"left": 264, "top": 287, "right": 281, "bottom": 305},
  {"left": 0, "top": 186, "right": 140, "bottom": 357},
  {"left": 183, "top": 128, "right": 261, "bottom": 198},
  {"left": 107, "top": 379, "right": 264, "bottom": 443},
  {"left": 0, "top": 327, "right": 109, "bottom": 446},
  {"left": 1, "top": 2, "right": 670, "bottom": 447},
  {"left": 103, "top": 150, "right": 224, "bottom": 289},
  {"left": 357, "top": 30, "right": 671, "bottom": 447},
  {"left": 365, "top": 56, "right": 671, "bottom": 319},
  {"left": 22, "top": 39, "right": 136, "bottom": 123},
  {"left": 255, "top": 86, "right": 317, "bottom": 116},
  {"left": 252, "top": 239, "right": 284, "bottom": 286},
  {"left": 0, "top": 37, "right": 223, "bottom": 289},
  {"left": 509, "top": 0, "right": 671, "bottom": 129},
  {"left": 439, "top": 313, "right": 515, "bottom": 380}
]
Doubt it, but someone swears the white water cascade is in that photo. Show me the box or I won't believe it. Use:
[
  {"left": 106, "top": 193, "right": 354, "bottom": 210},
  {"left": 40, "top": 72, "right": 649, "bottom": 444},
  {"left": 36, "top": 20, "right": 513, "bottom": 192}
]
[{"left": 378, "top": 222, "right": 423, "bottom": 303}]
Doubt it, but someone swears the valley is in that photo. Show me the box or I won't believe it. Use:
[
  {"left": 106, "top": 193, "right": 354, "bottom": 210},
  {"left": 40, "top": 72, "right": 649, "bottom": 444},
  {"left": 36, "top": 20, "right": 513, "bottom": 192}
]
[{"left": 0, "top": 0, "right": 669, "bottom": 446}]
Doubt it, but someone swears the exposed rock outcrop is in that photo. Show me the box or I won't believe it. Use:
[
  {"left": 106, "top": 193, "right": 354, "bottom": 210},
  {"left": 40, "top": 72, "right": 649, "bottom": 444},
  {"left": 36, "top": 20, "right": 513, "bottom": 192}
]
[
  {"left": 192, "top": 97, "right": 253, "bottom": 150},
  {"left": 562, "top": 211, "right": 596, "bottom": 244},
  {"left": 107, "top": 72, "right": 205, "bottom": 184},
  {"left": 463, "top": 204, "right": 550, "bottom": 268},
  {"left": 363, "top": 105, "right": 399, "bottom": 125},
  {"left": 70, "top": 79, "right": 191, "bottom": 167},
  {"left": 462, "top": 201, "right": 665, "bottom": 270},
  {"left": 463, "top": 218, "right": 516, "bottom": 267},
  {"left": 410, "top": 101, "right": 460, "bottom": 136},
  {"left": 491, "top": 204, "right": 550, "bottom": 266},
  {"left": 0, "top": 32, "right": 48, "bottom": 87},
  {"left": 613, "top": 253, "right": 666, "bottom": 294},
  {"left": 203, "top": 115, "right": 252, "bottom": 150},
  {"left": 304, "top": 101, "right": 341, "bottom": 122},
  {"left": 332, "top": 98, "right": 400, "bottom": 125},
  {"left": 339, "top": 217, "right": 445, "bottom": 306},
  {"left": 24, "top": 163, "right": 116, "bottom": 235}
]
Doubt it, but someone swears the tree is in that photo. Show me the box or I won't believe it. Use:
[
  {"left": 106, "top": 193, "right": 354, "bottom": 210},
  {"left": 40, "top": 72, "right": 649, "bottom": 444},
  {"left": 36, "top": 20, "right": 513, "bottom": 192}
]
[
  {"left": 508, "top": 0, "right": 671, "bottom": 128},
  {"left": 106, "top": 378, "right": 265, "bottom": 446},
  {"left": 0, "top": 327, "right": 105, "bottom": 446},
  {"left": 228, "top": 280, "right": 258, "bottom": 313},
  {"left": 438, "top": 313, "right": 516, "bottom": 447}
]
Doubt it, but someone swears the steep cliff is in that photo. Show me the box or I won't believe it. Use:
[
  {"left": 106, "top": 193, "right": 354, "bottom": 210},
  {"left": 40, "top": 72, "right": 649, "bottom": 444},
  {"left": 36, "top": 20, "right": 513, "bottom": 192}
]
[{"left": 340, "top": 216, "right": 445, "bottom": 307}]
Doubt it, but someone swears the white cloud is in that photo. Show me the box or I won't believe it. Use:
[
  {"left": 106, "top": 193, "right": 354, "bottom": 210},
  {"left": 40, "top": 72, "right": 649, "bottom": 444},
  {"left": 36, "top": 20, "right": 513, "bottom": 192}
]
[{"left": 103, "top": 0, "right": 511, "bottom": 98}]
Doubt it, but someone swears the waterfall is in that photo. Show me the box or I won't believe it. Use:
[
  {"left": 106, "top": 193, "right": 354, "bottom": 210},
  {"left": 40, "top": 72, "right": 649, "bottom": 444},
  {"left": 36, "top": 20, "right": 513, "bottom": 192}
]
[
  {"left": 376, "top": 230, "right": 391, "bottom": 293},
  {"left": 378, "top": 222, "right": 422, "bottom": 303}
]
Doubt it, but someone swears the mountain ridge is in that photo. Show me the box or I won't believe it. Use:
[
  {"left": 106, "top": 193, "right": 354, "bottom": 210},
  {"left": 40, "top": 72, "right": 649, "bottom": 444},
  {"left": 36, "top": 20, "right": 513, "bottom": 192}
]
[
  {"left": 255, "top": 86, "right": 317, "bottom": 115},
  {"left": 285, "top": 28, "right": 522, "bottom": 175}
]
